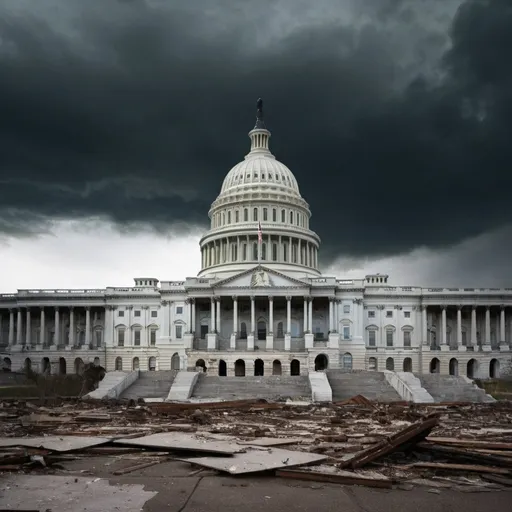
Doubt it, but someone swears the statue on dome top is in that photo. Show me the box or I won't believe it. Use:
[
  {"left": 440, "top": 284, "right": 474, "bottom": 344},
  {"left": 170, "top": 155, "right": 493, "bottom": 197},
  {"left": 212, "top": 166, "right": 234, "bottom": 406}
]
[{"left": 256, "top": 98, "right": 263, "bottom": 118}]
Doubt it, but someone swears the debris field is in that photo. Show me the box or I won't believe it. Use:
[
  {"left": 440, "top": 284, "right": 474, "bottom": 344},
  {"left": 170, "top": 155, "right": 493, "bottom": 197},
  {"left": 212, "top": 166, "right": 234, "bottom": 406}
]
[{"left": 1, "top": 396, "right": 512, "bottom": 492}]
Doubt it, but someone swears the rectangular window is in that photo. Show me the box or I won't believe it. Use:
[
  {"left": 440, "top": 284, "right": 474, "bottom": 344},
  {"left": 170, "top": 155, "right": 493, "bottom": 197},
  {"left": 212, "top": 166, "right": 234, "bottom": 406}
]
[
  {"left": 343, "top": 326, "right": 350, "bottom": 340},
  {"left": 386, "top": 311, "right": 393, "bottom": 318},
  {"left": 404, "top": 311, "right": 411, "bottom": 318},
  {"left": 118, "top": 330, "right": 125, "bottom": 347},
  {"left": 176, "top": 325, "right": 183, "bottom": 339},
  {"left": 150, "top": 330, "right": 157, "bottom": 346},
  {"left": 235, "top": 210, "right": 239, "bottom": 222},
  {"left": 368, "top": 330, "right": 376, "bottom": 346},
  {"left": 176, "top": 306, "right": 183, "bottom": 315},
  {"left": 134, "top": 310, "right": 141, "bottom": 317},
  {"left": 386, "top": 329, "right": 394, "bottom": 347},
  {"left": 134, "top": 330, "right": 141, "bottom": 346},
  {"left": 461, "top": 331, "right": 467, "bottom": 345},
  {"left": 343, "top": 304, "right": 350, "bottom": 314},
  {"left": 368, "top": 310, "right": 375, "bottom": 318},
  {"left": 272, "top": 209, "right": 277, "bottom": 222},
  {"left": 151, "top": 310, "right": 157, "bottom": 318},
  {"left": 95, "top": 330, "right": 102, "bottom": 347},
  {"left": 118, "top": 310, "right": 125, "bottom": 317},
  {"left": 263, "top": 208, "right": 268, "bottom": 221},
  {"left": 403, "top": 331, "right": 411, "bottom": 347}
]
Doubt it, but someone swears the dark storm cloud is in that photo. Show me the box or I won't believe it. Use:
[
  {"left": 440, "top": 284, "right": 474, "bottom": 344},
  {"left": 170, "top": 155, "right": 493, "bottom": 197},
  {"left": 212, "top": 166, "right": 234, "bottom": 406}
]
[{"left": 0, "top": 0, "right": 510, "bottom": 263}]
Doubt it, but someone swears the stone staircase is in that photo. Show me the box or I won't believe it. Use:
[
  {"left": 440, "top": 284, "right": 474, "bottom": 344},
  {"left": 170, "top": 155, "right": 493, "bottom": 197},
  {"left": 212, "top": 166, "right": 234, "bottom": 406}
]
[
  {"left": 120, "top": 371, "right": 176, "bottom": 400},
  {"left": 417, "top": 374, "right": 495, "bottom": 403},
  {"left": 326, "top": 370, "right": 402, "bottom": 402},
  {"left": 191, "top": 374, "right": 311, "bottom": 401}
]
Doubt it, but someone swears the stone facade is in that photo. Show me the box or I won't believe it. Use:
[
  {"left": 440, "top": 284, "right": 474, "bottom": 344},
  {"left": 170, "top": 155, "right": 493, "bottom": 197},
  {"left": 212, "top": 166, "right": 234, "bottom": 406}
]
[{"left": 1, "top": 101, "right": 511, "bottom": 380}]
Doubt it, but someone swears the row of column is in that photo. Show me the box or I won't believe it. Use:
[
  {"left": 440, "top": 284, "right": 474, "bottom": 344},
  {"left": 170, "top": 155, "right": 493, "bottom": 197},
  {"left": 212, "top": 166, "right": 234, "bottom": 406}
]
[
  {"left": 3, "top": 306, "right": 92, "bottom": 347},
  {"left": 421, "top": 305, "right": 508, "bottom": 347}
]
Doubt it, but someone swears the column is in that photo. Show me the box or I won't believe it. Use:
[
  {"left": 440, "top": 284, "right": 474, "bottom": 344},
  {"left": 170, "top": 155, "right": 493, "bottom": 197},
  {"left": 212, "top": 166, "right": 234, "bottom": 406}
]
[
  {"left": 500, "top": 306, "right": 506, "bottom": 345},
  {"left": 250, "top": 296, "right": 255, "bottom": 334},
  {"left": 286, "top": 296, "right": 291, "bottom": 334},
  {"left": 269, "top": 296, "right": 274, "bottom": 333},
  {"left": 440, "top": 306, "right": 447, "bottom": 345},
  {"left": 85, "top": 307, "right": 91, "bottom": 346},
  {"left": 8, "top": 310, "right": 14, "bottom": 345},
  {"left": 216, "top": 298, "right": 221, "bottom": 335},
  {"left": 69, "top": 307, "right": 75, "bottom": 346},
  {"left": 333, "top": 299, "right": 339, "bottom": 332},
  {"left": 210, "top": 298, "right": 216, "bottom": 333},
  {"left": 191, "top": 299, "right": 196, "bottom": 334},
  {"left": 39, "top": 308, "right": 45, "bottom": 346},
  {"left": 232, "top": 296, "right": 238, "bottom": 334},
  {"left": 358, "top": 299, "right": 364, "bottom": 338},
  {"left": 328, "top": 298, "right": 334, "bottom": 332},
  {"left": 54, "top": 307, "right": 60, "bottom": 346},
  {"left": 456, "top": 306, "right": 462, "bottom": 348},
  {"left": 303, "top": 297, "right": 308, "bottom": 333},
  {"left": 16, "top": 309, "right": 22, "bottom": 345},
  {"left": 471, "top": 306, "right": 477, "bottom": 346},
  {"left": 484, "top": 307, "right": 491, "bottom": 346},
  {"left": 422, "top": 306, "right": 428, "bottom": 345},
  {"left": 126, "top": 306, "right": 132, "bottom": 346},
  {"left": 308, "top": 298, "right": 313, "bottom": 332},
  {"left": 25, "top": 308, "right": 31, "bottom": 346}
]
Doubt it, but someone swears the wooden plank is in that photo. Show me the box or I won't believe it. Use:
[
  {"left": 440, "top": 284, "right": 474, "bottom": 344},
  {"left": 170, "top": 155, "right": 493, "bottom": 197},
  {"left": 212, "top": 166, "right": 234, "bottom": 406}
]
[
  {"left": 426, "top": 437, "right": 512, "bottom": 451},
  {"left": 410, "top": 462, "right": 512, "bottom": 475}
]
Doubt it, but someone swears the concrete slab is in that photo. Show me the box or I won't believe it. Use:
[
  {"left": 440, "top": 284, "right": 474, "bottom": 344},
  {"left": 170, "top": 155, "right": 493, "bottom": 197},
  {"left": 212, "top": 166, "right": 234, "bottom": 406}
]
[
  {"left": 0, "top": 474, "right": 156, "bottom": 512},
  {"left": 0, "top": 435, "right": 112, "bottom": 452},
  {"left": 238, "top": 437, "right": 304, "bottom": 447},
  {"left": 309, "top": 371, "right": 332, "bottom": 402},
  {"left": 114, "top": 432, "right": 245, "bottom": 455},
  {"left": 179, "top": 446, "right": 327, "bottom": 474}
]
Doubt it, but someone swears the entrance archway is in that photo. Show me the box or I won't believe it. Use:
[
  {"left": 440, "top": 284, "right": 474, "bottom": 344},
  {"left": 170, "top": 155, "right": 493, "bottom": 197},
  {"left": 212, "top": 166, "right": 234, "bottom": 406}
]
[
  {"left": 490, "top": 359, "right": 500, "bottom": 379},
  {"left": 171, "top": 352, "right": 180, "bottom": 371},
  {"left": 195, "top": 359, "right": 206, "bottom": 373},
  {"left": 342, "top": 353, "right": 353, "bottom": 370},
  {"left": 132, "top": 357, "right": 140, "bottom": 371},
  {"left": 403, "top": 357, "right": 412, "bottom": 372},
  {"left": 59, "top": 357, "right": 67, "bottom": 375},
  {"left": 290, "top": 359, "right": 300, "bottom": 376},
  {"left": 41, "top": 357, "right": 50, "bottom": 374},
  {"left": 115, "top": 357, "right": 123, "bottom": 371},
  {"left": 148, "top": 357, "right": 156, "bottom": 371},
  {"left": 430, "top": 357, "right": 440, "bottom": 374},
  {"left": 386, "top": 357, "right": 394, "bottom": 371},
  {"left": 272, "top": 360, "right": 282, "bottom": 375},
  {"left": 218, "top": 359, "right": 227, "bottom": 376},
  {"left": 314, "top": 354, "right": 328, "bottom": 371},
  {"left": 234, "top": 359, "right": 245, "bottom": 377},
  {"left": 74, "top": 358, "right": 85, "bottom": 375},
  {"left": 2, "top": 357, "right": 11, "bottom": 372},
  {"left": 467, "top": 358, "right": 478, "bottom": 379},
  {"left": 449, "top": 358, "right": 458, "bottom": 376},
  {"left": 257, "top": 321, "right": 266, "bottom": 341},
  {"left": 254, "top": 358, "right": 264, "bottom": 376},
  {"left": 24, "top": 358, "right": 32, "bottom": 372}
]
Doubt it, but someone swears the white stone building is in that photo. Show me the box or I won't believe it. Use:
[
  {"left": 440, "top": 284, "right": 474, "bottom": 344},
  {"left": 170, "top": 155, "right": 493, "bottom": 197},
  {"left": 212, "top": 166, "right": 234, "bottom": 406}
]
[{"left": 1, "top": 101, "right": 511, "bottom": 381}]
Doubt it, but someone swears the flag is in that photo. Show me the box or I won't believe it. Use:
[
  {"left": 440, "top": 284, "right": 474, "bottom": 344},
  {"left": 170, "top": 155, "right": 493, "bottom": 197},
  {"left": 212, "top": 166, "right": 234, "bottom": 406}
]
[{"left": 258, "top": 221, "right": 262, "bottom": 243}]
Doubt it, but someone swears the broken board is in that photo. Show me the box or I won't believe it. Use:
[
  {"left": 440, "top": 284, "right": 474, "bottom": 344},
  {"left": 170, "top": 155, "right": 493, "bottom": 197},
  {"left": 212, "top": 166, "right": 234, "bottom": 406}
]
[
  {"left": 114, "top": 432, "right": 245, "bottom": 455},
  {"left": 179, "top": 446, "right": 327, "bottom": 474},
  {"left": 0, "top": 436, "right": 112, "bottom": 452},
  {"left": 237, "top": 437, "right": 304, "bottom": 447}
]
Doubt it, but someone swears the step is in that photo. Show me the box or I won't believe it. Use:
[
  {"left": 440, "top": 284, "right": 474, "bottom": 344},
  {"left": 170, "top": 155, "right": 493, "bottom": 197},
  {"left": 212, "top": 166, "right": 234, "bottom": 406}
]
[
  {"left": 120, "top": 371, "right": 176, "bottom": 400},
  {"left": 416, "top": 374, "right": 495, "bottom": 403}
]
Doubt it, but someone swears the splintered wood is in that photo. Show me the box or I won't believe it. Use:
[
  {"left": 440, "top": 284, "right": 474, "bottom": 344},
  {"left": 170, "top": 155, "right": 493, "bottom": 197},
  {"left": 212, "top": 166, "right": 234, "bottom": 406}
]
[{"left": 1, "top": 398, "right": 512, "bottom": 489}]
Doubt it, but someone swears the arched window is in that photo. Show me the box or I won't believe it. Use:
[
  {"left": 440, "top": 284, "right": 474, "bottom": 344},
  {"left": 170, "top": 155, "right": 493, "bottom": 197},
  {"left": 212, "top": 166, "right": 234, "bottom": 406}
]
[
  {"left": 227, "top": 211, "right": 231, "bottom": 223},
  {"left": 290, "top": 211, "right": 294, "bottom": 224},
  {"left": 253, "top": 208, "right": 258, "bottom": 221},
  {"left": 261, "top": 243, "right": 267, "bottom": 260},
  {"left": 368, "top": 357, "right": 377, "bottom": 371},
  {"left": 242, "top": 243, "right": 247, "bottom": 261},
  {"left": 253, "top": 243, "right": 258, "bottom": 260},
  {"left": 283, "top": 244, "right": 288, "bottom": 262},
  {"left": 222, "top": 212, "right": 225, "bottom": 225},
  {"left": 263, "top": 208, "right": 268, "bottom": 221},
  {"left": 235, "top": 210, "right": 239, "bottom": 223},
  {"left": 244, "top": 208, "right": 248, "bottom": 221},
  {"left": 281, "top": 209, "right": 285, "bottom": 222},
  {"left": 231, "top": 244, "right": 238, "bottom": 261},
  {"left": 272, "top": 243, "right": 278, "bottom": 261},
  {"left": 272, "top": 209, "right": 277, "bottom": 222},
  {"left": 342, "top": 353, "right": 353, "bottom": 370},
  {"left": 115, "top": 357, "right": 123, "bottom": 371},
  {"left": 277, "top": 322, "right": 284, "bottom": 338},
  {"left": 240, "top": 322, "right": 247, "bottom": 339}
]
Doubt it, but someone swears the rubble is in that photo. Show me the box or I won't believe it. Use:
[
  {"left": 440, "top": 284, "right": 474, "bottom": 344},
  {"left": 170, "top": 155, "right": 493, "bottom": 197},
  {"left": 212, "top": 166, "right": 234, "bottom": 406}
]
[{"left": 0, "top": 397, "right": 511, "bottom": 491}]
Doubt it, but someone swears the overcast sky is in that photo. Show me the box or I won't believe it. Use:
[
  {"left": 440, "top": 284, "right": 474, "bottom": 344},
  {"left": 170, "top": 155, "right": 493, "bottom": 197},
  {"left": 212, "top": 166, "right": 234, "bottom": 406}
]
[{"left": 1, "top": 0, "right": 511, "bottom": 292}]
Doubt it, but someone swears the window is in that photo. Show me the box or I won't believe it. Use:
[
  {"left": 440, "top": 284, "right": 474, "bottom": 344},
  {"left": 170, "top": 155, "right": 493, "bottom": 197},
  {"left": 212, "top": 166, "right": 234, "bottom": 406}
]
[
  {"left": 118, "top": 310, "right": 125, "bottom": 317},
  {"left": 281, "top": 209, "right": 285, "bottom": 222},
  {"left": 235, "top": 210, "right": 239, "bottom": 223},
  {"left": 134, "top": 310, "right": 141, "bottom": 317},
  {"left": 386, "top": 311, "right": 393, "bottom": 318},
  {"left": 176, "top": 306, "right": 183, "bottom": 315},
  {"left": 404, "top": 311, "right": 411, "bottom": 318},
  {"left": 368, "top": 311, "right": 375, "bottom": 318},
  {"left": 242, "top": 243, "right": 247, "bottom": 261},
  {"left": 342, "top": 353, "right": 353, "bottom": 370},
  {"left": 343, "top": 304, "right": 350, "bottom": 314},
  {"left": 244, "top": 208, "right": 248, "bottom": 221},
  {"left": 368, "top": 330, "right": 376, "bottom": 346},
  {"left": 227, "top": 211, "right": 231, "bottom": 223},
  {"left": 151, "top": 310, "right": 157, "bottom": 318},
  {"left": 461, "top": 331, "right": 467, "bottom": 345},
  {"left": 343, "top": 326, "right": 350, "bottom": 340},
  {"left": 290, "top": 211, "right": 293, "bottom": 224},
  {"left": 253, "top": 243, "right": 258, "bottom": 260},
  {"left": 368, "top": 357, "right": 377, "bottom": 370},
  {"left": 240, "top": 322, "right": 247, "bottom": 339},
  {"left": 176, "top": 325, "right": 183, "bottom": 339},
  {"left": 403, "top": 331, "right": 411, "bottom": 347},
  {"left": 95, "top": 330, "right": 102, "bottom": 347},
  {"left": 386, "top": 329, "right": 394, "bottom": 347},
  {"left": 272, "top": 243, "right": 278, "bottom": 261},
  {"left": 134, "top": 330, "right": 141, "bottom": 346},
  {"left": 272, "top": 209, "right": 277, "bottom": 222},
  {"left": 253, "top": 208, "right": 258, "bottom": 221},
  {"left": 261, "top": 243, "right": 267, "bottom": 260},
  {"left": 118, "top": 329, "right": 125, "bottom": 347},
  {"left": 231, "top": 244, "right": 238, "bottom": 261},
  {"left": 150, "top": 330, "right": 157, "bottom": 346},
  {"left": 283, "top": 244, "right": 288, "bottom": 262},
  {"left": 263, "top": 208, "right": 268, "bottom": 221}
]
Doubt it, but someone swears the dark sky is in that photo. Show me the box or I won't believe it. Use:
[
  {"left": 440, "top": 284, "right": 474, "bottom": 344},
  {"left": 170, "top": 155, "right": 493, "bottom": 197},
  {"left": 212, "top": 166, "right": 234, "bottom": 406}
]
[{"left": 0, "top": 0, "right": 511, "bottom": 266}]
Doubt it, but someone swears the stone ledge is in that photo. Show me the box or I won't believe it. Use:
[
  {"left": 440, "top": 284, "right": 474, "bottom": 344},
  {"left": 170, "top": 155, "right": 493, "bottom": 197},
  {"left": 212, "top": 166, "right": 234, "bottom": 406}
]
[
  {"left": 166, "top": 371, "right": 199, "bottom": 402},
  {"left": 383, "top": 370, "right": 434, "bottom": 403},
  {"left": 84, "top": 370, "right": 139, "bottom": 400},
  {"left": 308, "top": 371, "right": 332, "bottom": 402}
]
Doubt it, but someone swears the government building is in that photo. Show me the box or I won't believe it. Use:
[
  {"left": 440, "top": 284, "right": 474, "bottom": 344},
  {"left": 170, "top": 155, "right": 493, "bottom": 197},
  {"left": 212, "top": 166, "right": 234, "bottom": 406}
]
[{"left": 1, "top": 101, "right": 511, "bottom": 382}]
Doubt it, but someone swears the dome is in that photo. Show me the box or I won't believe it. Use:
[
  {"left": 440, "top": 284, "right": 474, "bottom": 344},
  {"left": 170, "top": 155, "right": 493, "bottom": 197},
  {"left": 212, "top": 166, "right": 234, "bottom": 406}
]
[{"left": 220, "top": 154, "right": 301, "bottom": 197}]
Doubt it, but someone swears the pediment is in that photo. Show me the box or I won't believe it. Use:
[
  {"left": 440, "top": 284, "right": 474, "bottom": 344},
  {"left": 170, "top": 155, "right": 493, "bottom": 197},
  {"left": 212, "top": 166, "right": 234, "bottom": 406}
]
[{"left": 213, "top": 266, "right": 309, "bottom": 289}]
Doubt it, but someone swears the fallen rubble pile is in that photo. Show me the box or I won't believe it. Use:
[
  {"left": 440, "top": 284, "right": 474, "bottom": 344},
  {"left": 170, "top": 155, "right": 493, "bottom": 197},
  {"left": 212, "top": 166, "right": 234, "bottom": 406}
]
[{"left": 1, "top": 398, "right": 512, "bottom": 490}]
